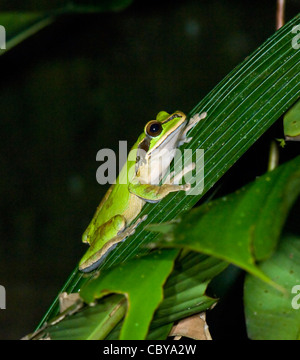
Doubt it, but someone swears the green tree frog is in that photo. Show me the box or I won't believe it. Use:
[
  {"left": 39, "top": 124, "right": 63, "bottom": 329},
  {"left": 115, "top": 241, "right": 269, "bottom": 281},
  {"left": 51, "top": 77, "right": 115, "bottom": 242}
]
[{"left": 79, "top": 110, "right": 206, "bottom": 272}]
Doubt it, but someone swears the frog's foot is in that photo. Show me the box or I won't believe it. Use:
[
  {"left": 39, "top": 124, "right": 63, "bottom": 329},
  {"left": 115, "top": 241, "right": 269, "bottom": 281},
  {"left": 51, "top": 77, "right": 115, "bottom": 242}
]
[
  {"left": 79, "top": 215, "right": 148, "bottom": 273},
  {"left": 117, "top": 214, "right": 148, "bottom": 237},
  {"left": 178, "top": 111, "right": 207, "bottom": 145}
]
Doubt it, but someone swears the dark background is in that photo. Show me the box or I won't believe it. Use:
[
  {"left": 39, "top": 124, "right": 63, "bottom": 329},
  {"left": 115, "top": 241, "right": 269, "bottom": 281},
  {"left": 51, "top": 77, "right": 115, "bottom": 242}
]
[{"left": 0, "top": 0, "right": 299, "bottom": 339}]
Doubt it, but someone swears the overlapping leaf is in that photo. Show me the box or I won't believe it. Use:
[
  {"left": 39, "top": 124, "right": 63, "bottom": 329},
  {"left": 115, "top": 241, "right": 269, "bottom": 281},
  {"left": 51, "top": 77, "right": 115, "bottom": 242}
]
[
  {"left": 80, "top": 249, "right": 179, "bottom": 340},
  {"left": 155, "top": 155, "right": 300, "bottom": 287},
  {"left": 41, "top": 251, "right": 225, "bottom": 340},
  {"left": 47, "top": 294, "right": 126, "bottom": 340},
  {"left": 244, "top": 235, "right": 300, "bottom": 340}
]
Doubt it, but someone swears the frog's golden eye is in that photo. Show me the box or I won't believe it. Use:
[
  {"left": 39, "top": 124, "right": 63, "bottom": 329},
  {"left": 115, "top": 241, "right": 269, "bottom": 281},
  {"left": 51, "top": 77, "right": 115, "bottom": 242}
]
[{"left": 145, "top": 121, "right": 163, "bottom": 138}]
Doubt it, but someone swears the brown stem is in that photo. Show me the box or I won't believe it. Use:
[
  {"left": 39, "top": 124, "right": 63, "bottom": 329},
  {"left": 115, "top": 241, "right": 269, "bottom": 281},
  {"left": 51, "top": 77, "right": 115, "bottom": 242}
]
[{"left": 276, "top": 0, "right": 286, "bottom": 30}]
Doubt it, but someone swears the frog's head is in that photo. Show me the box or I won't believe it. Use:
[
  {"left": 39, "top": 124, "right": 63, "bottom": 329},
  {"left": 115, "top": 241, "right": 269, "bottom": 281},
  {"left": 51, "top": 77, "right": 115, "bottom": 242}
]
[
  {"left": 135, "top": 111, "right": 187, "bottom": 183},
  {"left": 138, "top": 111, "right": 186, "bottom": 156}
]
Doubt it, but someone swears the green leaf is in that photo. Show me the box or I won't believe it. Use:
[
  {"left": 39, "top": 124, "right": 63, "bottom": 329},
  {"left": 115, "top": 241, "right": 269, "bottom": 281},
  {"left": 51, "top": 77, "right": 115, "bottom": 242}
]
[
  {"left": 36, "top": 251, "right": 226, "bottom": 340},
  {"left": 0, "top": 13, "right": 54, "bottom": 54},
  {"left": 156, "top": 155, "right": 300, "bottom": 286},
  {"left": 47, "top": 294, "right": 126, "bottom": 340},
  {"left": 0, "top": 1, "right": 133, "bottom": 54},
  {"left": 284, "top": 100, "right": 300, "bottom": 140},
  {"left": 80, "top": 249, "right": 179, "bottom": 340},
  {"left": 150, "top": 252, "right": 226, "bottom": 328},
  {"left": 244, "top": 235, "right": 300, "bottom": 340},
  {"left": 103, "top": 252, "right": 227, "bottom": 339},
  {"left": 0, "top": 0, "right": 133, "bottom": 12},
  {"left": 38, "top": 14, "right": 300, "bottom": 327},
  {"left": 145, "top": 323, "right": 174, "bottom": 341}
]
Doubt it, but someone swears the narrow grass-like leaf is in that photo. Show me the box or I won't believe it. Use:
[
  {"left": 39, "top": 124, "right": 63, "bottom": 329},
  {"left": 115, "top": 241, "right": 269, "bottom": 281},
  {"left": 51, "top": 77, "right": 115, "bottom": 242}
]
[
  {"left": 0, "top": 13, "right": 54, "bottom": 55},
  {"left": 244, "top": 235, "right": 300, "bottom": 340},
  {"left": 0, "top": 0, "right": 133, "bottom": 12},
  {"left": 0, "top": 0, "right": 133, "bottom": 55},
  {"left": 47, "top": 294, "right": 126, "bottom": 340},
  {"left": 38, "top": 14, "right": 300, "bottom": 327}
]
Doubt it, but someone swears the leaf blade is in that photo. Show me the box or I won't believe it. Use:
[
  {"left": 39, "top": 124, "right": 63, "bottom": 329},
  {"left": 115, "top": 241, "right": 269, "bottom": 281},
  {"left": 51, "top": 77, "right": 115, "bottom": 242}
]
[
  {"left": 244, "top": 235, "right": 300, "bottom": 340},
  {"left": 0, "top": 0, "right": 134, "bottom": 12},
  {"left": 80, "top": 249, "right": 179, "bottom": 340},
  {"left": 0, "top": 13, "right": 54, "bottom": 55},
  {"left": 156, "top": 155, "right": 300, "bottom": 286}
]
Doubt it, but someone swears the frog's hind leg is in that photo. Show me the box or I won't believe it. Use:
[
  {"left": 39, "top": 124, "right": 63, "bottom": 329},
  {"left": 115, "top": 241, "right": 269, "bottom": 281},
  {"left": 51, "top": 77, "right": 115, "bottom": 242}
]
[
  {"left": 79, "top": 214, "right": 147, "bottom": 272},
  {"left": 82, "top": 185, "right": 115, "bottom": 244}
]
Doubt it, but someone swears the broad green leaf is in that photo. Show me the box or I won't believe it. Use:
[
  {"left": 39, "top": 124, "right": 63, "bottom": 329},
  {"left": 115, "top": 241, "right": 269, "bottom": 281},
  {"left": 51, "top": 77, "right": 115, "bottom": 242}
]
[
  {"left": 244, "top": 235, "right": 300, "bottom": 340},
  {"left": 38, "top": 14, "right": 300, "bottom": 328},
  {"left": 35, "top": 252, "right": 226, "bottom": 340},
  {"left": 145, "top": 323, "right": 174, "bottom": 341},
  {"left": 80, "top": 249, "right": 179, "bottom": 340},
  {"left": 284, "top": 100, "right": 300, "bottom": 140},
  {"left": 151, "top": 252, "right": 226, "bottom": 327},
  {"left": 156, "top": 155, "right": 300, "bottom": 286},
  {"left": 105, "top": 252, "right": 227, "bottom": 339}
]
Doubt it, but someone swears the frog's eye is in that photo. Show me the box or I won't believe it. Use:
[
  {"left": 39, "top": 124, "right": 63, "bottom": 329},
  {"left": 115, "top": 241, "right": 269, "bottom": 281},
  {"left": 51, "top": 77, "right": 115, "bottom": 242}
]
[{"left": 145, "top": 121, "right": 163, "bottom": 138}]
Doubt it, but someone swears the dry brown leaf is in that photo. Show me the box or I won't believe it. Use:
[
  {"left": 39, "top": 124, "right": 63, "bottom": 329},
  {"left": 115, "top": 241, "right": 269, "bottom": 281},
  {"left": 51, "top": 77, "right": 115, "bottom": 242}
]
[
  {"left": 169, "top": 312, "right": 212, "bottom": 340},
  {"left": 59, "top": 292, "right": 81, "bottom": 313}
]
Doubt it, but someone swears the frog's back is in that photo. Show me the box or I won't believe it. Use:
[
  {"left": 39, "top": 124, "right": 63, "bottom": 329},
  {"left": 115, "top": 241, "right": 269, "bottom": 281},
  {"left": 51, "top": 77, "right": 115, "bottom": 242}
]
[
  {"left": 82, "top": 139, "right": 140, "bottom": 243},
  {"left": 98, "top": 182, "right": 131, "bottom": 224}
]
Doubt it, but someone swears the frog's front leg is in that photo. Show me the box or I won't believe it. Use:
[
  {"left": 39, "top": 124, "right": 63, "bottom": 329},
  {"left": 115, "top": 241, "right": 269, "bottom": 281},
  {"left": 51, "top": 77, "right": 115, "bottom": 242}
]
[
  {"left": 129, "top": 158, "right": 197, "bottom": 202},
  {"left": 178, "top": 112, "right": 207, "bottom": 145},
  {"left": 129, "top": 181, "right": 190, "bottom": 203},
  {"left": 79, "top": 214, "right": 147, "bottom": 272},
  {"left": 164, "top": 162, "right": 195, "bottom": 185}
]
